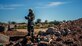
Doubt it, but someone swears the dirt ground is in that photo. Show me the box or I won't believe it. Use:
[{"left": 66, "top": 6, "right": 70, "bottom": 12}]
[
  {"left": 17, "top": 28, "right": 47, "bottom": 33},
  {"left": 6, "top": 28, "right": 47, "bottom": 37}
]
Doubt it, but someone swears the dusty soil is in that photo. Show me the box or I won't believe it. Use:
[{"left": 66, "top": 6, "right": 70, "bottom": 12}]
[{"left": 6, "top": 28, "right": 47, "bottom": 37}]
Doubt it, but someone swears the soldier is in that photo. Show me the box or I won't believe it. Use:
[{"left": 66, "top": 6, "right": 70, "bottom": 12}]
[
  {"left": 7, "top": 22, "right": 11, "bottom": 31},
  {"left": 14, "top": 24, "right": 17, "bottom": 31},
  {"left": 25, "top": 9, "right": 35, "bottom": 36}
]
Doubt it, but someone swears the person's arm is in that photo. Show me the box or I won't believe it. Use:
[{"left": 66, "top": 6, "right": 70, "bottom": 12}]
[{"left": 25, "top": 16, "right": 28, "bottom": 20}]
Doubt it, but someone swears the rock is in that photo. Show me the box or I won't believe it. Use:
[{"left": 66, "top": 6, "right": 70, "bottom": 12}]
[
  {"left": 56, "top": 37, "right": 62, "bottom": 41},
  {"left": 46, "top": 28, "right": 54, "bottom": 35},
  {"left": 54, "top": 31, "right": 61, "bottom": 37},
  {"left": 62, "top": 39, "right": 73, "bottom": 45}
]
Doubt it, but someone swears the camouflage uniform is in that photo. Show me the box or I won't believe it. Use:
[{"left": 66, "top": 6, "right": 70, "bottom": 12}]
[{"left": 25, "top": 9, "right": 35, "bottom": 36}]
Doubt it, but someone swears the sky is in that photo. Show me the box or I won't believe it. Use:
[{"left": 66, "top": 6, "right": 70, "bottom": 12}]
[{"left": 0, "top": 0, "right": 82, "bottom": 23}]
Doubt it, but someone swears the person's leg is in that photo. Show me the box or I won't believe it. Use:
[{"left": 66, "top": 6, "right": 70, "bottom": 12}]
[
  {"left": 30, "top": 25, "right": 34, "bottom": 42},
  {"left": 27, "top": 24, "right": 31, "bottom": 36},
  {"left": 30, "top": 21, "right": 34, "bottom": 36}
]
